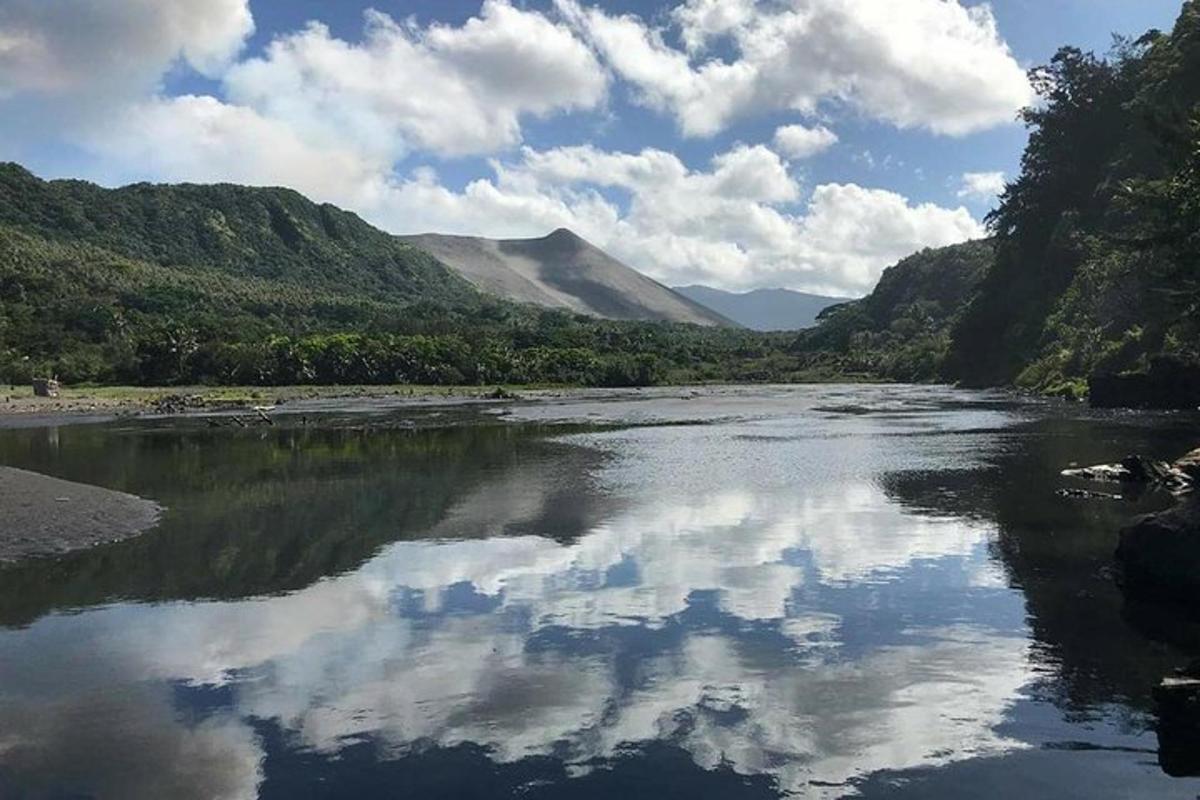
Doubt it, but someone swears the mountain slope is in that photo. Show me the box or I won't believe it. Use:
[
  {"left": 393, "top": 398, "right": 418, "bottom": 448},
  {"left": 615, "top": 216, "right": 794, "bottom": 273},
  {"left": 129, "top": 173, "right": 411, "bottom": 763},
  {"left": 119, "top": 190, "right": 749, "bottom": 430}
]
[
  {"left": 793, "top": 240, "right": 995, "bottom": 381},
  {"left": 942, "top": 7, "right": 1200, "bottom": 399},
  {"left": 0, "top": 164, "right": 801, "bottom": 388},
  {"left": 0, "top": 163, "right": 477, "bottom": 306},
  {"left": 673, "top": 285, "right": 848, "bottom": 331},
  {"left": 399, "top": 229, "right": 734, "bottom": 327}
]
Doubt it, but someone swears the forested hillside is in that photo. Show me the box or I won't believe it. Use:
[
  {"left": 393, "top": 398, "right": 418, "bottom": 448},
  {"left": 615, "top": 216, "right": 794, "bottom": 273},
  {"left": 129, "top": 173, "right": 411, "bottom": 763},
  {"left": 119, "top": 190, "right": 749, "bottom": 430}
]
[
  {"left": 0, "top": 164, "right": 475, "bottom": 305},
  {"left": 797, "top": 2, "right": 1200, "bottom": 404},
  {"left": 0, "top": 166, "right": 796, "bottom": 388},
  {"left": 947, "top": 4, "right": 1200, "bottom": 396},
  {"left": 793, "top": 241, "right": 993, "bottom": 382}
]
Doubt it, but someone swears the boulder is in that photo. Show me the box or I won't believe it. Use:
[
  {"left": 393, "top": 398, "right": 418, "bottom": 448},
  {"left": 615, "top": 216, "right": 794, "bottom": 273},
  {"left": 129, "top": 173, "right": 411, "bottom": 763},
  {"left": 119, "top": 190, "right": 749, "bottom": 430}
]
[
  {"left": 1155, "top": 662, "right": 1200, "bottom": 777},
  {"left": 1115, "top": 495, "right": 1200, "bottom": 605}
]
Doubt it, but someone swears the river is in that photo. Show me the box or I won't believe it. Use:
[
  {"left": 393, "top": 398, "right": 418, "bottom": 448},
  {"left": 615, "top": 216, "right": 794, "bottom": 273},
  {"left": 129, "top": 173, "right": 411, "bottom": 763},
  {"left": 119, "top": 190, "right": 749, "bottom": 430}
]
[{"left": 1, "top": 385, "right": 1198, "bottom": 798}]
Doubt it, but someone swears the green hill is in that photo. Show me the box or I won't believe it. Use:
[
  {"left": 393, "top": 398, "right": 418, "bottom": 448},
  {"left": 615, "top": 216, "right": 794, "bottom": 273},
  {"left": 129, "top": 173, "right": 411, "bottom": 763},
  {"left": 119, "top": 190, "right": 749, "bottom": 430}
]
[
  {"left": 797, "top": 2, "right": 1200, "bottom": 406},
  {"left": 0, "top": 164, "right": 475, "bottom": 304},
  {"left": 945, "top": 4, "right": 1200, "bottom": 400},
  {"left": 0, "top": 166, "right": 799, "bottom": 388},
  {"left": 793, "top": 240, "right": 994, "bottom": 382}
]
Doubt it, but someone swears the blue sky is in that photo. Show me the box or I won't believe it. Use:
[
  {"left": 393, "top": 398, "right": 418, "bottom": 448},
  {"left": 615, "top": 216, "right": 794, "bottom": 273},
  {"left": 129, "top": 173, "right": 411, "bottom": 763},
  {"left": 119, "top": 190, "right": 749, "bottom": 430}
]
[{"left": 0, "top": 0, "right": 1185, "bottom": 295}]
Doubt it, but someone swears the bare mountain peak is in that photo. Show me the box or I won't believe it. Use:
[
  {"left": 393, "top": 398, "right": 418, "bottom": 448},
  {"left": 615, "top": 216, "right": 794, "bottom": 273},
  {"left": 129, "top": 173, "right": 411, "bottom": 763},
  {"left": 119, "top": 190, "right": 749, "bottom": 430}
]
[{"left": 399, "top": 231, "right": 733, "bottom": 326}]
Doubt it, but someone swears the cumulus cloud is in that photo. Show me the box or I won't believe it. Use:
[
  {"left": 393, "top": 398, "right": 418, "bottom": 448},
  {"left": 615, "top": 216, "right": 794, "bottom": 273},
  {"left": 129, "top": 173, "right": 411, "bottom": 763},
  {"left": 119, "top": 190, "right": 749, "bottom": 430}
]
[
  {"left": 222, "top": 1, "right": 607, "bottom": 158},
  {"left": 85, "top": 96, "right": 390, "bottom": 206},
  {"left": 0, "top": 0, "right": 252, "bottom": 97},
  {"left": 556, "top": 0, "right": 1032, "bottom": 137},
  {"left": 0, "top": 0, "right": 991, "bottom": 295},
  {"left": 0, "top": 0, "right": 254, "bottom": 155},
  {"left": 0, "top": 0, "right": 605, "bottom": 159},
  {"left": 958, "top": 170, "right": 1007, "bottom": 201},
  {"left": 352, "top": 144, "right": 984, "bottom": 296},
  {"left": 773, "top": 123, "right": 839, "bottom": 159}
]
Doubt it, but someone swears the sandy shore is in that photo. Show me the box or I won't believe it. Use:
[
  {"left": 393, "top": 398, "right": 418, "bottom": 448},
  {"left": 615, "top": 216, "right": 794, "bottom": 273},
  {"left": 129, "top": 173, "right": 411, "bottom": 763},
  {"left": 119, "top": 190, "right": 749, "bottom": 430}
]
[
  {"left": 0, "top": 384, "right": 733, "bottom": 428},
  {"left": 0, "top": 466, "right": 163, "bottom": 562}
]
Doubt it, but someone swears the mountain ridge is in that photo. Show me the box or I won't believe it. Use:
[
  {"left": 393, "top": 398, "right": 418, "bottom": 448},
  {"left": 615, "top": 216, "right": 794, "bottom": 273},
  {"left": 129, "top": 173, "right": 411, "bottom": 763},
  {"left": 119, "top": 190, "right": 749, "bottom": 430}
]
[
  {"left": 398, "top": 229, "right": 734, "bottom": 327},
  {"left": 673, "top": 285, "right": 850, "bottom": 331}
]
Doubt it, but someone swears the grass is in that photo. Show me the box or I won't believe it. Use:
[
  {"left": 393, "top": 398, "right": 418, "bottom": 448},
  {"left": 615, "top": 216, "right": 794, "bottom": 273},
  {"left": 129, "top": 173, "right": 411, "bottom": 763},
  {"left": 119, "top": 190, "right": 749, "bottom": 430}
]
[{"left": 0, "top": 383, "right": 548, "bottom": 411}]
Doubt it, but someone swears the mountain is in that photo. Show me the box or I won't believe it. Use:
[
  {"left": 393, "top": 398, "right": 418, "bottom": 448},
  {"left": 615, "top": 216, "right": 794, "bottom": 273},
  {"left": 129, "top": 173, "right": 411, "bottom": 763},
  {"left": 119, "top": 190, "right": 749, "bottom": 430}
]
[
  {"left": 672, "top": 285, "right": 849, "bottom": 331},
  {"left": 0, "top": 164, "right": 796, "bottom": 388},
  {"left": 398, "top": 229, "right": 733, "bottom": 327},
  {"left": 793, "top": 241, "right": 995, "bottom": 381},
  {"left": 0, "top": 163, "right": 476, "bottom": 306}
]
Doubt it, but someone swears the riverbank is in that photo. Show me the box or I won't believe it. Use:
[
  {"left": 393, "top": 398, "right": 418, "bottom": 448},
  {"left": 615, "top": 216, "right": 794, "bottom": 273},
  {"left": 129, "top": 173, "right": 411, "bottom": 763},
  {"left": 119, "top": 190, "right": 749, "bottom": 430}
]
[
  {"left": 0, "top": 383, "right": 537, "bottom": 417},
  {"left": 0, "top": 466, "right": 162, "bottom": 562},
  {"left": 0, "top": 382, "right": 894, "bottom": 428}
]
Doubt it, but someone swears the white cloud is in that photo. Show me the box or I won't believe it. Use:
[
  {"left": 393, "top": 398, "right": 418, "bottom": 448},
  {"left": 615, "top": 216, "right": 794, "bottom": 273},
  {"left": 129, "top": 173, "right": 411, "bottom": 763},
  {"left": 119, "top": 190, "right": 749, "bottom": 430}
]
[
  {"left": 0, "top": 0, "right": 989, "bottom": 296},
  {"left": 355, "top": 144, "right": 984, "bottom": 296},
  {"left": 556, "top": 0, "right": 1032, "bottom": 137},
  {"left": 670, "top": 0, "right": 757, "bottom": 54},
  {"left": 958, "top": 170, "right": 1007, "bottom": 201},
  {"left": 0, "top": 0, "right": 605, "bottom": 160},
  {"left": 773, "top": 123, "right": 839, "bottom": 159},
  {"left": 222, "top": 1, "right": 607, "bottom": 158},
  {"left": 0, "top": 0, "right": 252, "bottom": 98},
  {"left": 85, "top": 96, "right": 390, "bottom": 206}
]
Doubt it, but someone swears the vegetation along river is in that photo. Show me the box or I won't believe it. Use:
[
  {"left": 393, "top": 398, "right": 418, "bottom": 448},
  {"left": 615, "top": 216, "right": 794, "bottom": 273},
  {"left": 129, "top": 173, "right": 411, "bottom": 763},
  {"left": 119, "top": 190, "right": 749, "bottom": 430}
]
[{"left": 1, "top": 385, "right": 1198, "bottom": 799}]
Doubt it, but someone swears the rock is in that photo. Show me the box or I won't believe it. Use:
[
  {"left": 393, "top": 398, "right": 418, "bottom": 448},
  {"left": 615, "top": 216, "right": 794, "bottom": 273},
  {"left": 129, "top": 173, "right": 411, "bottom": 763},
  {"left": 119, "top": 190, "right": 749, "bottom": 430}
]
[
  {"left": 1176, "top": 448, "right": 1200, "bottom": 483},
  {"left": 1115, "top": 495, "right": 1200, "bottom": 605},
  {"left": 1089, "top": 355, "right": 1200, "bottom": 410},
  {"left": 1155, "top": 661, "right": 1200, "bottom": 777},
  {"left": 1062, "top": 454, "right": 1191, "bottom": 493},
  {"left": 151, "top": 393, "right": 206, "bottom": 415},
  {"left": 1055, "top": 487, "right": 1123, "bottom": 500}
]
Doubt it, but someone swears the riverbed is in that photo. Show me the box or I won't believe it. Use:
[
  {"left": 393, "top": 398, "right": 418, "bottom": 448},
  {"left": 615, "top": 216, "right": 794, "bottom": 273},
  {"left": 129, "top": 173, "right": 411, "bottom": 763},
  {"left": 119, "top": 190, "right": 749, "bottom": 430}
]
[{"left": 1, "top": 384, "right": 1198, "bottom": 798}]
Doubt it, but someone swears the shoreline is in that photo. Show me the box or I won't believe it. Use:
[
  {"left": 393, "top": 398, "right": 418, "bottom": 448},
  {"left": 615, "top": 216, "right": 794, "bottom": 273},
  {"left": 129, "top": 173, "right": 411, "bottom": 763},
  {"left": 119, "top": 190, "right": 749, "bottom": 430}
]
[
  {"left": 0, "top": 381, "right": 901, "bottom": 429},
  {"left": 0, "top": 466, "right": 163, "bottom": 563}
]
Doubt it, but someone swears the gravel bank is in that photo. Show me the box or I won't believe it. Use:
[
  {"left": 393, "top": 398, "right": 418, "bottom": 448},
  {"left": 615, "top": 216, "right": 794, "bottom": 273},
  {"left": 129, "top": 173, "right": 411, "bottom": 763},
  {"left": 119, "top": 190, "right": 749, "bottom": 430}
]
[{"left": 0, "top": 466, "right": 163, "bottom": 562}]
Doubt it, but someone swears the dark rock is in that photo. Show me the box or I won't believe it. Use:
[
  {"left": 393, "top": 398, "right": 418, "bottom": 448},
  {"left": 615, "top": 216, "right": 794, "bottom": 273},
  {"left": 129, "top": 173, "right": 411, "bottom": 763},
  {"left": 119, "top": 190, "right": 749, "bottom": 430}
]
[
  {"left": 151, "top": 394, "right": 206, "bottom": 415},
  {"left": 1155, "top": 661, "right": 1200, "bottom": 777},
  {"left": 1089, "top": 355, "right": 1200, "bottom": 410},
  {"left": 1115, "top": 495, "right": 1200, "bottom": 605}
]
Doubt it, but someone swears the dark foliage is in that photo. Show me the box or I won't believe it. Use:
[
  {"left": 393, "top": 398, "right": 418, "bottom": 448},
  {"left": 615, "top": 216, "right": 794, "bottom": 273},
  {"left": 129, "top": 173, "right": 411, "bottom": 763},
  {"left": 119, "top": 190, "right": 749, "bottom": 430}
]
[
  {"left": 947, "top": 4, "right": 1200, "bottom": 391},
  {"left": 792, "top": 241, "right": 994, "bottom": 381}
]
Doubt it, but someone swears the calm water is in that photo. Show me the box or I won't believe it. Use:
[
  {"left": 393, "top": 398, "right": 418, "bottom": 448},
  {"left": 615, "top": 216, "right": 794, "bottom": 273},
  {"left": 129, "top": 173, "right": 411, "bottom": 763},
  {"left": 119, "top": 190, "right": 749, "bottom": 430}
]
[{"left": 2, "top": 385, "right": 1199, "bottom": 799}]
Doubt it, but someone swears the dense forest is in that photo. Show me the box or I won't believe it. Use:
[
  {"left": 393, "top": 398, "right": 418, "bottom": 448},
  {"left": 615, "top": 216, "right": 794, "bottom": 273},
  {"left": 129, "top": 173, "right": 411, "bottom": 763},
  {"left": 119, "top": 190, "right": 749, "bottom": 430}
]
[
  {"left": 0, "top": 164, "right": 801, "bottom": 388},
  {"left": 796, "top": 2, "right": 1200, "bottom": 405}
]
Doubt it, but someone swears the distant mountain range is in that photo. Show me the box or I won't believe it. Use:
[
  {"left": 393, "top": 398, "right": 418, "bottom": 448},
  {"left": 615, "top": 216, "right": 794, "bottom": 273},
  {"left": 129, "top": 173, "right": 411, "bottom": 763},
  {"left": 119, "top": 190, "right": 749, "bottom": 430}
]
[
  {"left": 399, "top": 230, "right": 732, "bottom": 327},
  {"left": 672, "top": 285, "right": 850, "bottom": 331}
]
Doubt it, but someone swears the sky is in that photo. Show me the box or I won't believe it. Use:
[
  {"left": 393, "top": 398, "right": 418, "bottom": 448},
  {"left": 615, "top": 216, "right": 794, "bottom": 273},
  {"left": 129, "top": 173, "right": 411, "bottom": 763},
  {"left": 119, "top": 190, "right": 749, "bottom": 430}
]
[{"left": 0, "top": 0, "right": 1184, "bottom": 297}]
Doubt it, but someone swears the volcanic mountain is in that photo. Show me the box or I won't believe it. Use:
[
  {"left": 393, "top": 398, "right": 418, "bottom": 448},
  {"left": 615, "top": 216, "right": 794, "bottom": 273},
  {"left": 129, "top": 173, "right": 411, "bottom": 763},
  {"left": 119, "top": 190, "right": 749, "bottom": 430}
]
[{"left": 399, "top": 228, "right": 734, "bottom": 327}]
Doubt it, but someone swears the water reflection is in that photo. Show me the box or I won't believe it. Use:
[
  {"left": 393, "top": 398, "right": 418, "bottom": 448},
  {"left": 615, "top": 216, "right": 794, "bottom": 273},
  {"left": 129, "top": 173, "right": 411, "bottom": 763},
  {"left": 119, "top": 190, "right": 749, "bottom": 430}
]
[{"left": 1, "top": 388, "right": 1198, "bottom": 798}]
